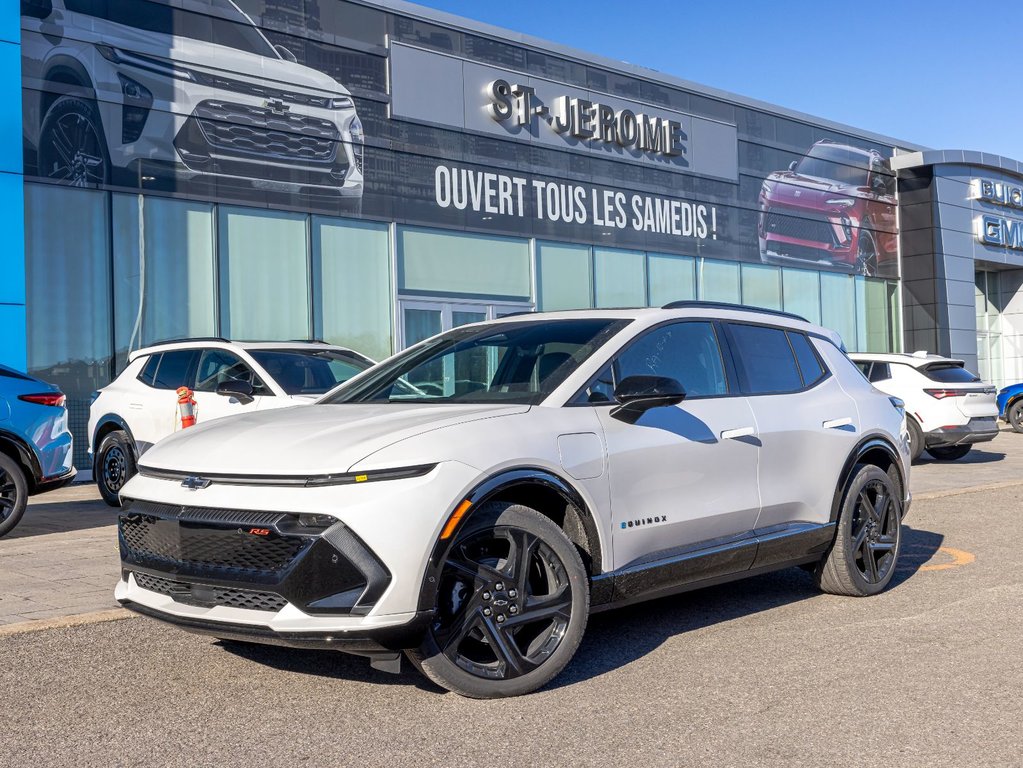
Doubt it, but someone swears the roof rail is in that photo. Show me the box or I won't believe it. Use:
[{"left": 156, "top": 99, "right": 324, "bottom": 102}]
[
  {"left": 135, "top": 337, "right": 232, "bottom": 349},
  {"left": 660, "top": 300, "right": 808, "bottom": 323}
]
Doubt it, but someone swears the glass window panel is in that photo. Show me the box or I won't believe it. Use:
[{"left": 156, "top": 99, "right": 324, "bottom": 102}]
[
  {"left": 24, "top": 184, "right": 111, "bottom": 468},
  {"left": 647, "top": 253, "right": 695, "bottom": 307},
  {"left": 788, "top": 332, "right": 825, "bottom": 386},
  {"left": 314, "top": 217, "right": 392, "bottom": 361},
  {"left": 218, "top": 207, "right": 309, "bottom": 341},
  {"left": 782, "top": 268, "right": 822, "bottom": 325},
  {"left": 112, "top": 195, "right": 215, "bottom": 370},
  {"left": 728, "top": 324, "right": 802, "bottom": 394},
  {"left": 537, "top": 242, "right": 592, "bottom": 311},
  {"left": 152, "top": 349, "right": 199, "bottom": 391},
  {"left": 698, "top": 259, "right": 740, "bottom": 303},
  {"left": 399, "top": 227, "right": 530, "bottom": 300},
  {"left": 740, "top": 263, "right": 782, "bottom": 310},
  {"left": 863, "top": 278, "right": 891, "bottom": 352},
  {"left": 405, "top": 308, "right": 442, "bottom": 347},
  {"left": 594, "top": 247, "right": 645, "bottom": 308},
  {"left": 820, "top": 273, "right": 857, "bottom": 350},
  {"left": 888, "top": 281, "right": 902, "bottom": 353},
  {"left": 615, "top": 321, "right": 728, "bottom": 397},
  {"left": 194, "top": 349, "right": 269, "bottom": 396}
]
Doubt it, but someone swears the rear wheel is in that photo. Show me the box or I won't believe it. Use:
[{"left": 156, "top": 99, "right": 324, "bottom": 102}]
[
  {"left": 96, "top": 431, "right": 136, "bottom": 507},
  {"left": 408, "top": 502, "right": 589, "bottom": 698},
  {"left": 907, "top": 417, "right": 924, "bottom": 462},
  {"left": 926, "top": 445, "right": 971, "bottom": 461},
  {"left": 816, "top": 464, "right": 902, "bottom": 597},
  {"left": 0, "top": 453, "right": 29, "bottom": 538},
  {"left": 1008, "top": 401, "right": 1023, "bottom": 433}
]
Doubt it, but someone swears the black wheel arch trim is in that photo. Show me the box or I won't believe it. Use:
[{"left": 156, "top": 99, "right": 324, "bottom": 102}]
[
  {"left": 93, "top": 415, "right": 139, "bottom": 465},
  {"left": 416, "top": 466, "right": 603, "bottom": 614},
  {"left": 830, "top": 434, "right": 906, "bottom": 524},
  {"left": 0, "top": 429, "right": 43, "bottom": 486}
]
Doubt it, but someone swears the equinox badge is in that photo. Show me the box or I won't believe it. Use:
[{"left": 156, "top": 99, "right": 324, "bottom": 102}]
[{"left": 181, "top": 476, "right": 212, "bottom": 490}]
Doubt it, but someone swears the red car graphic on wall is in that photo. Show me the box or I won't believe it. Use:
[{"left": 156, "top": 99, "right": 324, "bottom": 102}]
[{"left": 758, "top": 140, "right": 898, "bottom": 277}]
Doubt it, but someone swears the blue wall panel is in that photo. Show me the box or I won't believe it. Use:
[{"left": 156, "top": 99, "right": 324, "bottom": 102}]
[{"left": 0, "top": 3, "right": 23, "bottom": 373}]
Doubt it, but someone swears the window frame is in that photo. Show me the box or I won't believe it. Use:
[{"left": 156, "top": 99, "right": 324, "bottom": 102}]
[
  {"left": 720, "top": 320, "right": 832, "bottom": 397},
  {"left": 570, "top": 318, "right": 740, "bottom": 406}
]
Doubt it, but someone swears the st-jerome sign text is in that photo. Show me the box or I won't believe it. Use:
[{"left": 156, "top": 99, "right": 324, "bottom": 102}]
[{"left": 485, "top": 79, "right": 686, "bottom": 158}]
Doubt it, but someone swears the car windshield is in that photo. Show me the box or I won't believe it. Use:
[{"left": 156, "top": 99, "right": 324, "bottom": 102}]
[
  {"left": 794, "top": 144, "right": 870, "bottom": 187},
  {"left": 249, "top": 349, "right": 373, "bottom": 395},
  {"left": 324, "top": 318, "right": 627, "bottom": 405}
]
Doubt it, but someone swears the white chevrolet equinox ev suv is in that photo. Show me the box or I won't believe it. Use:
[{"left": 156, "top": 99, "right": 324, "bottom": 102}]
[{"left": 115, "top": 303, "right": 911, "bottom": 698}]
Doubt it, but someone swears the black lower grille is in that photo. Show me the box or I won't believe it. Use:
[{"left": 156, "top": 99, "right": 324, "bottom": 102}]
[
  {"left": 120, "top": 512, "right": 309, "bottom": 575},
  {"left": 134, "top": 571, "right": 287, "bottom": 613},
  {"left": 764, "top": 210, "right": 836, "bottom": 245}
]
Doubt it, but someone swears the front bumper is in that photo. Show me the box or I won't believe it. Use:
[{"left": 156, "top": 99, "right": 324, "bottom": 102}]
[{"left": 925, "top": 417, "right": 1000, "bottom": 448}]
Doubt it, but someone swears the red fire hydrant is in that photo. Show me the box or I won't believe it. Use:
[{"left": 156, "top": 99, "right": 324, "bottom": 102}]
[{"left": 176, "top": 386, "right": 197, "bottom": 429}]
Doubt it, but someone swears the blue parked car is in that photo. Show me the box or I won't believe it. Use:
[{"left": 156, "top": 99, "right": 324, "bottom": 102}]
[
  {"left": 0, "top": 363, "right": 76, "bottom": 537},
  {"left": 998, "top": 384, "right": 1023, "bottom": 433}
]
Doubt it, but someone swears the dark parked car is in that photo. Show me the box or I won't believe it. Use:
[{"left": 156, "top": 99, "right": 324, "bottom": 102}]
[
  {"left": 0, "top": 364, "right": 76, "bottom": 537},
  {"left": 759, "top": 140, "right": 898, "bottom": 276}
]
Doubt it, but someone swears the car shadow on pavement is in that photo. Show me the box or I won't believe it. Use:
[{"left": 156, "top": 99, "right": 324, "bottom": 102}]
[
  {"left": 914, "top": 448, "right": 1005, "bottom": 465},
  {"left": 217, "top": 526, "right": 946, "bottom": 695},
  {"left": 5, "top": 496, "right": 118, "bottom": 540}
]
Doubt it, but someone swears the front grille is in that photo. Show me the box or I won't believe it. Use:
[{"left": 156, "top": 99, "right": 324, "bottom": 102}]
[
  {"left": 120, "top": 510, "right": 310, "bottom": 576},
  {"left": 190, "top": 70, "right": 335, "bottom": 109},
  {"left": 764, "top": 210, "right": 836, "bottom": 246},
  {"left": 134, "top": 571, "right": 287, "bottom": 613},
  {"left": 193, "top": 101, "right": 339, "bottom": 163}
]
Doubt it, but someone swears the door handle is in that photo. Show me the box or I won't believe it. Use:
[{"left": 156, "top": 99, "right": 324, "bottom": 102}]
[
  {"left": 823, "top": 417, "right": 854, "bottom": 430},
  {"left": 721, "top": 426, "right": 756, "bottom": 440}
]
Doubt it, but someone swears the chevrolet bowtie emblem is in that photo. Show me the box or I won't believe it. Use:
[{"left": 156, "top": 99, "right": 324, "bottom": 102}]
[
  {"left": 181, "top": 476, "right": 212, "bottom": 490},
  {"left": 265, "top": 98, "right": 289, "bottom": 115}
]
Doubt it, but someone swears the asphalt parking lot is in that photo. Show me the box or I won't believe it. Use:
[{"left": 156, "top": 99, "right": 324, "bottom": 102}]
[{"left": 2, "top": 431, "right": 1022, "bottom": 767}]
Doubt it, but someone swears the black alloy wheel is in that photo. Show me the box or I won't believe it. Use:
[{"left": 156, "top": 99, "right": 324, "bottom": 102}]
[
  {"left": 855, "top": 228, "right": 878, "bottom": 276},
  {"left": 409, "top": 502, "right": 588, "bottom": 698},
  {"left": 0, "top": 453, "right": 29, "bottom": 538},
  {"left": 96, "top": 431, "right": 136, "bottom": 507},
  {"left": 1008, "top": 401, "right": 1023, "bottom": 434},
  {"left": 816, "top": 463, "right": 902, "bottom": 597},
  {"left": 38, "top": 96, "right": 111, "bottom": 188},
  {"left": 848, "top": 478, "right": 900, "bottom": 585}
]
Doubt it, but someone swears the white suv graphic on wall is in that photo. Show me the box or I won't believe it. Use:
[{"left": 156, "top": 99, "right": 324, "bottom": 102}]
[{"left": 21, "top": 0, "right": 364, "bottom": 200}]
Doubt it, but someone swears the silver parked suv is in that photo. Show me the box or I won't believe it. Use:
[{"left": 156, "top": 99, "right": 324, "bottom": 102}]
[{"left": 116, "top": 303, "right": 911, "bottom": 698}]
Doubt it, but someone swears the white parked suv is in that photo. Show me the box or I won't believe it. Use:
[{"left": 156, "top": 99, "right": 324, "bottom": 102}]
[
  {"left": 21, "top": 0, "right": 364, "bottom": 202},
  {"left": 850, "top": 352, "right": 998, "bottom": 462},
  {"left": 89, "top": 339, "right": 373, "bottom": 506},
  {"left": 115, "top": 304, "right": 911, "bottom": 698}
]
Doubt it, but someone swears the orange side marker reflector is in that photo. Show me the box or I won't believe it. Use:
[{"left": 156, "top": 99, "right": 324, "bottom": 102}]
[{"left": 440, "top": 499, "right": 473, "bottom": 540}]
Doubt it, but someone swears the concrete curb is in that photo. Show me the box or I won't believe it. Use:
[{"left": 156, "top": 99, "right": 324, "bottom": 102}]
[{"left": 0, "top": 608, "right": 134, "bottom": 637}]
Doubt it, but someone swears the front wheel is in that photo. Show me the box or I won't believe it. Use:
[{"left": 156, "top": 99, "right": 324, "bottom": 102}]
[
  {"left": 0, "top": 453, "right": 29, "bottom": 538},
  {"left": 96, "top": 431, "right": 137, "bottom": 507},
  {"left": 408, "top": 502, "right": 589, "bottom": 698},
  {"left": 1008, "top": 401, "right": 1023, "bottom": 433},
  {"left": 926, "top": 445, "right": 971, "bottom": 461},
  {"left": 37, "top": 95, "right": 111, "bottom": 187},
  {"left": 816, "top": 464, "right": 902, "bottom": 597}
]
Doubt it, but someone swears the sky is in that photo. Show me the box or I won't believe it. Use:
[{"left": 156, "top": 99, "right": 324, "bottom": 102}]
[{"left": 416, "top": 0, "right": 1023, "bottom": 159}]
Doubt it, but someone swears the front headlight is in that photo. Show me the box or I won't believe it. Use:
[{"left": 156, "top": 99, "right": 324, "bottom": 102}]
[
  {"left": 825, "top": 197, "right": 857, "bottom": 208},
  {"left": 96, "top": 44, "right": 197, "bottom": 82},
  {"left": 330, "top": 96, "right": 355, "bottom": 109}
]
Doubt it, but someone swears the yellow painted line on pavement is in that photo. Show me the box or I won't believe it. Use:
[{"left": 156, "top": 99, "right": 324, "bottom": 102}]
[
  {"left": 918, "top": 546, "right": 975, "bottom": 572},
  {"left": 0, "top": 608, "right": 134, "bottom": 637}
]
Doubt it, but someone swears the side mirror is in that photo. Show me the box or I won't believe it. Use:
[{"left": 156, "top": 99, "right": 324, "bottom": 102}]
[
  {"left": 216, "top": 380, "right": 254, "bottom": 404},
  {"left": 275, "top": 45, "right": 298, "bottom": 63},
  {"left": 788, "top": 160, "right": 798, "bottom": 172},
  {"left": 21, "top": 0, "right": 53, "bottom": 19},
  {"left": 611, "top": 375, "right": 686, "bottom": 422}
]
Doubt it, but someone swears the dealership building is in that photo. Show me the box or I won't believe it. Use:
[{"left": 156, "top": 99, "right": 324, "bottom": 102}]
[{"left": 2, "top": 0, "right": 1023, "bottom": 466}]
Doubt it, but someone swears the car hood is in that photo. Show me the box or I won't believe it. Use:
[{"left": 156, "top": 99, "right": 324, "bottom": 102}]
[
  {"left": 765, "top": 171, "right": 868, "bottom": 207},
  {"left": 138, "top": 403, "right": 531, "bottom": 476}
]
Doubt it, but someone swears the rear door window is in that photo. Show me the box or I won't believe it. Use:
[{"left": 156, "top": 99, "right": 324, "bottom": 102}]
[
  {"left": 787, "top": 332, "right": 826, "bottom": 387},
  {"left": 727, "top": 324, "right": 802, "bottom": 395},
  {"left": 137, "top": 354, "right": 161, "bottom": 387},
  {"left": 152, "top": 350, "right": 199, "bottom": 390}
]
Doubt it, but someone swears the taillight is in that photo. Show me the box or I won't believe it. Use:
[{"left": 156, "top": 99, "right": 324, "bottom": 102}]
[
  {"left": 923, "top": 389, "right": 965, "bottom": 400},
  {"left": 18, "top": 392, "right": 66, "bottom": 407}
]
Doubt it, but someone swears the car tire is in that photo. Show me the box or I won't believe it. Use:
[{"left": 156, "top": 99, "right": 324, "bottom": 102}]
[
  {"left": 855, "top": 227, "right": 878, "bottom": 276},
  {"left": 1008, "top": 401, "right": 1023, "bottom": 434},
  {"left": 815, "top": 463, "right": 902, "bottom": 597},
  {"left": 907, "top": 417, "right": 925, "bottom": 462},
  {"left": 37, "top": 95, "right": 111, "bottom": 187},
  {"left": 926, "top": 445, "right": 972, "bottom": 461},
  {"left": 407, "top": 501, "right": 589, "bottom": 698},
  {"left": 0, "top": 453, "right": 29, "bottom": 539},
  {"left": 96, "top": 431, "right": 137, "bottom": 508}
]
